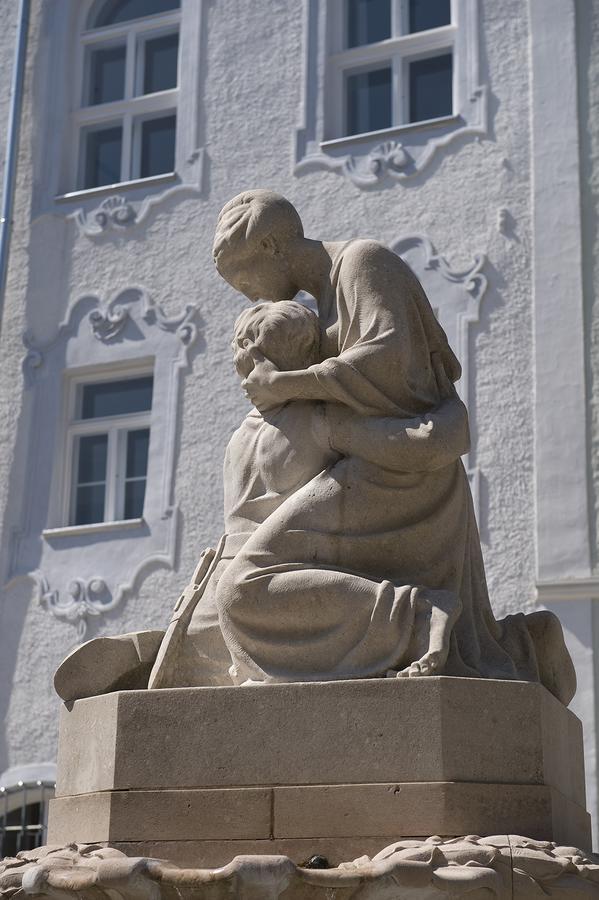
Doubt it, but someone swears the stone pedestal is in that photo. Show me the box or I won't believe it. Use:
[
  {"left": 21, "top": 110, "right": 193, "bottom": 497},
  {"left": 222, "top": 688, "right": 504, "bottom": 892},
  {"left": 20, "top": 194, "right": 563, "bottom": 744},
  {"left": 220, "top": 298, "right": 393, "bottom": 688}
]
[{"left": 48, "top": 677, "right": 591, "bottom": 867}]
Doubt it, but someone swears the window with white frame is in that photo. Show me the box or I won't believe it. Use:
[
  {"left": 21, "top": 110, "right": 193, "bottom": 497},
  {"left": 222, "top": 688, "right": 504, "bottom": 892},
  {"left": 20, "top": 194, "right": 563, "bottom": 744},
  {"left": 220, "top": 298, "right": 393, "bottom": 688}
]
[
  {"left": 76, "top": 0, "right": 181, "bottom": 190},
  {"left": 328, "top": 0, "right": 455, "bottom": 139},
  {"left": 65, "top": 373, "right": 153, "bottom": 527}
]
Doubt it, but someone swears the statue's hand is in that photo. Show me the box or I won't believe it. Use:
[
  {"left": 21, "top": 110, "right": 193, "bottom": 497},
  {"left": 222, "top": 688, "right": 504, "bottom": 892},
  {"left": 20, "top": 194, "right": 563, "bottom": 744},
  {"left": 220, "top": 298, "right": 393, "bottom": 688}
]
[{"left": 242, "top": 348, "right": 287, "bottom": 412}]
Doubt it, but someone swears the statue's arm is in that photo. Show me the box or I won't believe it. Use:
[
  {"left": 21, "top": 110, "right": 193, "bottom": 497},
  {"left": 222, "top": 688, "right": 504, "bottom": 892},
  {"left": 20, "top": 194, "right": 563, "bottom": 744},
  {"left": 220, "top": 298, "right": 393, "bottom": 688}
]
[{"left": 325, "top": 395, "right": 470, "bottom": 472}]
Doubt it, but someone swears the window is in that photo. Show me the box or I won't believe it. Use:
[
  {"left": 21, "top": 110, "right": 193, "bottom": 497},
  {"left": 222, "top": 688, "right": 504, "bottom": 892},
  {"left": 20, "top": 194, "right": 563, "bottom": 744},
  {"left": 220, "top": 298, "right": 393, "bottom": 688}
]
[
  {"left": 76, "top": 0, "right": 180, "bottom": 189},
  {"left": 329, "top": 0, "right": 454, "bottom": 138},
  {"left": 0, "top": 782, "right": 54, "bottom": 858},
  {"left": 65, "top": 373, "right": 153, "bottom": 527}
]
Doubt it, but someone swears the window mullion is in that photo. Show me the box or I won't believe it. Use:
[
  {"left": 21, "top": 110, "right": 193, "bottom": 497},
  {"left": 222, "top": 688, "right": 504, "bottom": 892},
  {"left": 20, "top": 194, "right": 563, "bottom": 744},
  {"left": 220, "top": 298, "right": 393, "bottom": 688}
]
[
  {"left": 392, "top": 0, "right": 405, "bottom": 36},
  {"left": 120, "top": 112, "right": 133, "bottom": 182},
  {"left": 393, "top": 54, "right": 403, "bottom": 127},
  {"left": 124, "top": 28, "right": 136, "bottom": 99},
  {"left": 104, "top": 427, "right": 119, "bottom": 523},
  {"left": 66, "top": 430, "right": 78, "bottom": 525}
]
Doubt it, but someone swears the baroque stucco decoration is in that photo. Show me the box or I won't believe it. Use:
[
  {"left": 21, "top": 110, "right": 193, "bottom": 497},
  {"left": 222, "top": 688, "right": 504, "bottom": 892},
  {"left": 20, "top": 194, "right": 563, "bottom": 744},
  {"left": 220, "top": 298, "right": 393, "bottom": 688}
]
[
  {"left": 7, "top": 288, "right": 199, "bottom": 638},
  {"left": 69, "top": 151, "right": 205, "bottom": 239},
  {"left": 1, "top": 837, "right": 598, "bottom": 899},
  {"left": 295, "top": 0, "right": 487, "bottom": 188}
]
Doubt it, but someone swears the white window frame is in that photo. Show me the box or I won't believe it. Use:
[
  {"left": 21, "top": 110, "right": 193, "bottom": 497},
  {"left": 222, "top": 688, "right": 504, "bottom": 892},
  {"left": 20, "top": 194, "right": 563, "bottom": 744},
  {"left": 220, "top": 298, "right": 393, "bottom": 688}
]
[
  {"left": 294, "top": 0, "right": 485, "bottom": 188},
  {"left": 74, "top": 4, "right": 181, "bottom": 190},
  {"left": 327, "top": 0, "right": 456, "bottom": 141},
  {"left": 62, "top": 365, "right": 153, "bottom": 528}
]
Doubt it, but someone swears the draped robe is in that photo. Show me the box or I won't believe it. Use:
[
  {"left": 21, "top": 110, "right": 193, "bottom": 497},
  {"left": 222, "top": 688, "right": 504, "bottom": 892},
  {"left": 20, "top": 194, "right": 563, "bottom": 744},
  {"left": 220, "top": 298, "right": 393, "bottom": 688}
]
[{"left": 214, "top": 240, "right": 540, "bottom": 685}]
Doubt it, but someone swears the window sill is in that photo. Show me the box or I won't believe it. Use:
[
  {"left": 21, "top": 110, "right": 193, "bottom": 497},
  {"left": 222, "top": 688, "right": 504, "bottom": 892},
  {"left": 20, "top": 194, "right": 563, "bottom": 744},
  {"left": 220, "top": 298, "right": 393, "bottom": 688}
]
[
  {"left": 321, "top": 114, "right": 459, "bottom": 151},
  {"left": 42, "top": 518, "right": 145, "bottom": 539},
  {"left": 55, "top": 172, "right": 177, "bottom": 203}
]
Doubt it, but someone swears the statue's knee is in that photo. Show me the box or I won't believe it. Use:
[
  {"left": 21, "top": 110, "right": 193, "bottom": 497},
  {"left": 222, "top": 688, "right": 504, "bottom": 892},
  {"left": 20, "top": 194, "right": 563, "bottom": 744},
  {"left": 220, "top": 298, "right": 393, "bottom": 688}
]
[{"left": 215, "top": 556, "right": 246, "bottom": 614}]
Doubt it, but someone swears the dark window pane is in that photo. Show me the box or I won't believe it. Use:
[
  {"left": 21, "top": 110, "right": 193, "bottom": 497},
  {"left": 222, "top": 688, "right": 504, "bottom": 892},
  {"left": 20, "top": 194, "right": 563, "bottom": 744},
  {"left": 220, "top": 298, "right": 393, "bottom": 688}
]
[
  {"left": 140, "top": 114, "right": 176, "bottom": 177},
  {"left": 124, "top": 479, "right": 146, "bottom": 519},
  {"left": 94, "top": 0, "right": 179, "bottom": 27},
  {"left": 81, "top": 377, "right": 153, "bottom": 419},
  {"left": 346, "top": 66, "right": 392, "bottom": 136},
  {"left": 347, "top": 0, "right": 390, "bottom": 47},
  {"left": 88, "top": 45, "right": 125, "bottom": 105},
  {"left": 77, "top": 434, "right": 108, "bottom": 483},
  {"left": 84, "top": 125, "right": 122, "bottom": 188},
  {"left": 74, "top": 483, "right": 106, "bottom": 525},
  {"left": 144, "top": 33, "right": 179, "bottom": 94},
  {"left": 409, "top": 0, "right": 451, "bottom": 33},
  {"left": 409, "top": 53, "right": 452, "bottom": 122},
  {"left": 126, "top": 428, "right": 150, "bottom": 478}
]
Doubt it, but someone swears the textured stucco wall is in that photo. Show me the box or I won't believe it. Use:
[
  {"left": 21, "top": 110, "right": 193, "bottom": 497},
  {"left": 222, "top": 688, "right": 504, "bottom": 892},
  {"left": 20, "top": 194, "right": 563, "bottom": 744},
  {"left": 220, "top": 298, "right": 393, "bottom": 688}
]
[
  {"left": 578, "top": 0, "right": 599, "bottom": 574},
  {"left": 0, "top": 0, "right": 18, "bottom": 204},
  {"left": 0, "top": 0, "right": 537, "bottom": 774}
]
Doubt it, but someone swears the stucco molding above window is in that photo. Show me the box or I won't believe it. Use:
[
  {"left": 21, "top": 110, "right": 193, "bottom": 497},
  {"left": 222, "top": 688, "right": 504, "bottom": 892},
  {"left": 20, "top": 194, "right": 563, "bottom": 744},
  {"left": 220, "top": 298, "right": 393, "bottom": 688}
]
[
  {"left": 65, "top": 165, "right": 203, "bottom": 238},
  {"left": 7, "top": 288, "right": 200, "bottom": 638},
  {"left": 294, "top": 0, "right": 487, "bottom": 188}
]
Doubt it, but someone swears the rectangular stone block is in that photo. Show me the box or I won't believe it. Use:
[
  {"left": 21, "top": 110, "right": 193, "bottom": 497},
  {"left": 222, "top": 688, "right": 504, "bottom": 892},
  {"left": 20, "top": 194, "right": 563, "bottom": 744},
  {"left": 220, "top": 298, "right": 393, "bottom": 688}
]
[
  {"left": 47, "top": 780, "right": 592, "bottom": 854},
  {"left": 272, "top": 782, "right": 591, "bottom": 848},
  {"left": 48, "top": 788, "right": 272, "bottom": 843},
  {"left": 55, "top": 678, "right": 586, "bottom": 808}
]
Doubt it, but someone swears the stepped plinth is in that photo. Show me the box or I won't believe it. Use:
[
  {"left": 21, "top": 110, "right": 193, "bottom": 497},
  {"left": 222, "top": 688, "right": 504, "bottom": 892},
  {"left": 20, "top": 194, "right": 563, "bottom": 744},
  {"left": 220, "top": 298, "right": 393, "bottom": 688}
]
[{"left": 47, "top": 677, "right": 591, "bottom": 867}]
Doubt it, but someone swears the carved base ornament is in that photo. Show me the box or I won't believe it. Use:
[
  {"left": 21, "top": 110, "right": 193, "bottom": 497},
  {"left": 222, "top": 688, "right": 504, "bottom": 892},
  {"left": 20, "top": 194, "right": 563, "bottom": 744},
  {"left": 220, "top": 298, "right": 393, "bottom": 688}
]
[{"left": 1, "top": 837, "right": 598, "bottom": 899}]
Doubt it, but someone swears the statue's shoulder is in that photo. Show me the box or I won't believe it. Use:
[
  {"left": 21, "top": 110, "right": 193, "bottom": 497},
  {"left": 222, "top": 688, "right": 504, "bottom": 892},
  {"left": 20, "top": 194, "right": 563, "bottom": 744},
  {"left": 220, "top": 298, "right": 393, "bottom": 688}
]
[
  {"left": 340, "top": 238, "right": 388, "bottom": 261},
  {"left": 338, "top": 238, "right": 411, "bottom": 275}
]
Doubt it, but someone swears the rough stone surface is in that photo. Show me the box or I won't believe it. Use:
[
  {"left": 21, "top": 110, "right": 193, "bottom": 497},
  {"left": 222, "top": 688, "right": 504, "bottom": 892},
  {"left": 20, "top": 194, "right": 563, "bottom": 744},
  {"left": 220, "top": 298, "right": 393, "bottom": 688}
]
[
  {"left": 53, "top": 680, "right": 586, "bottom": 803},
  {"left": 47, "top": 781, "right": 590, "bottom": 853},
  {"left": 2, "top": 838, "right": 599, "bottom": 898},
  {"left": 48, "top": 788, "right": 272, "bottom": 843}
]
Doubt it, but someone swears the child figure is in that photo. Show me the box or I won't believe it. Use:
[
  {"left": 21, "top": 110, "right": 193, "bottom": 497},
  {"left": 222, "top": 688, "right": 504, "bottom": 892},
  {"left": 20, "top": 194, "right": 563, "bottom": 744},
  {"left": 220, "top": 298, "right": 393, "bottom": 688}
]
[{"left": 181, "top": 300, "right": 340, "bottom": 682}]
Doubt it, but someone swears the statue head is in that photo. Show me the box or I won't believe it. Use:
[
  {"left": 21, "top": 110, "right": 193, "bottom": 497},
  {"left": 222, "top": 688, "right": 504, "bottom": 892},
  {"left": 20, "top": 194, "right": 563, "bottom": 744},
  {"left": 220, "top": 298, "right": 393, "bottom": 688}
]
[
  {"left": 213, "top": 190, "right": 304, "bottom": 302},
  {"left": 232, "top": 301, "right": 320, "bottom": 378}
]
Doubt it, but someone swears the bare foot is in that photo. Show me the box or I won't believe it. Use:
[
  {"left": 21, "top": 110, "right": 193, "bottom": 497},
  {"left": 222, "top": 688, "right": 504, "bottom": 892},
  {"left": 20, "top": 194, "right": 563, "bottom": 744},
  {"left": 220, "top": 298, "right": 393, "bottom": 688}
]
[{"left": 391, "top": 588, "right": 462, "bottom": 679}]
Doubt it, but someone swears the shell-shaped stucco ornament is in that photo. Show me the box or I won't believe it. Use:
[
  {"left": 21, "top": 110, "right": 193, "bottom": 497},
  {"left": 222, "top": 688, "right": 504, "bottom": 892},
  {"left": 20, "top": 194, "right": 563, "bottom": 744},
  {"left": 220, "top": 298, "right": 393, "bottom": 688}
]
[
  {"left": 345, "top": 141, "right": 412, "bottom": 187},
  {"left": 89, "top": 305, "right": 130, "bottom": 341},
  {"left": 72, "top": 195, "right": 139, "bottom": 237},
  {"left": 92, "top": 196, "right": 137, "bottom": 232}
]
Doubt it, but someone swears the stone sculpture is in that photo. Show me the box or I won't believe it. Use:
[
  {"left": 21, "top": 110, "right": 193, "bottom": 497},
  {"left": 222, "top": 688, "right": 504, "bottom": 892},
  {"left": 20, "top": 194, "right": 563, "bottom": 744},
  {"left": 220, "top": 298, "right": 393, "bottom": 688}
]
[
  {"left": 2, "top": 838, "right": 598, "bottom": 899},
  {"left": 55, "top": 190, "right": 575, "bottom": 705},
  {"left": 18, "top": 191, "right": 595, "bottom": 894}
]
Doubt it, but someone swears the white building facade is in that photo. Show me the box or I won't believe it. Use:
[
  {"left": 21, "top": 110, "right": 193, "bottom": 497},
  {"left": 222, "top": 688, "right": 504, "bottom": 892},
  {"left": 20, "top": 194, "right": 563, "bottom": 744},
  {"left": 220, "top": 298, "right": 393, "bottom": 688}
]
[{"left": 0, "top": 0, "right": 597, "bottom": 850}]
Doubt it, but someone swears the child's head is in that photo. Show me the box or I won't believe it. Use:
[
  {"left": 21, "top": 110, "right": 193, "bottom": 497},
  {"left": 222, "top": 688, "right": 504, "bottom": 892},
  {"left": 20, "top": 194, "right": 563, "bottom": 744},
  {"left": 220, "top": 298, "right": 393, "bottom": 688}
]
[{"left": 232, "top": 301, "right": 320, "bottom": 378}]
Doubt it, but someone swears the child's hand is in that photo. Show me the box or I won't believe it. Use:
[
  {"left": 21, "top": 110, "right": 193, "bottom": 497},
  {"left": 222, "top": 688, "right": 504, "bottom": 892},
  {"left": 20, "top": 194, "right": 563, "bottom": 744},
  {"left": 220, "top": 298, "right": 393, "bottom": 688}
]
[{"left": 242, "top": 347, "right": 287, "bottom": 411}]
